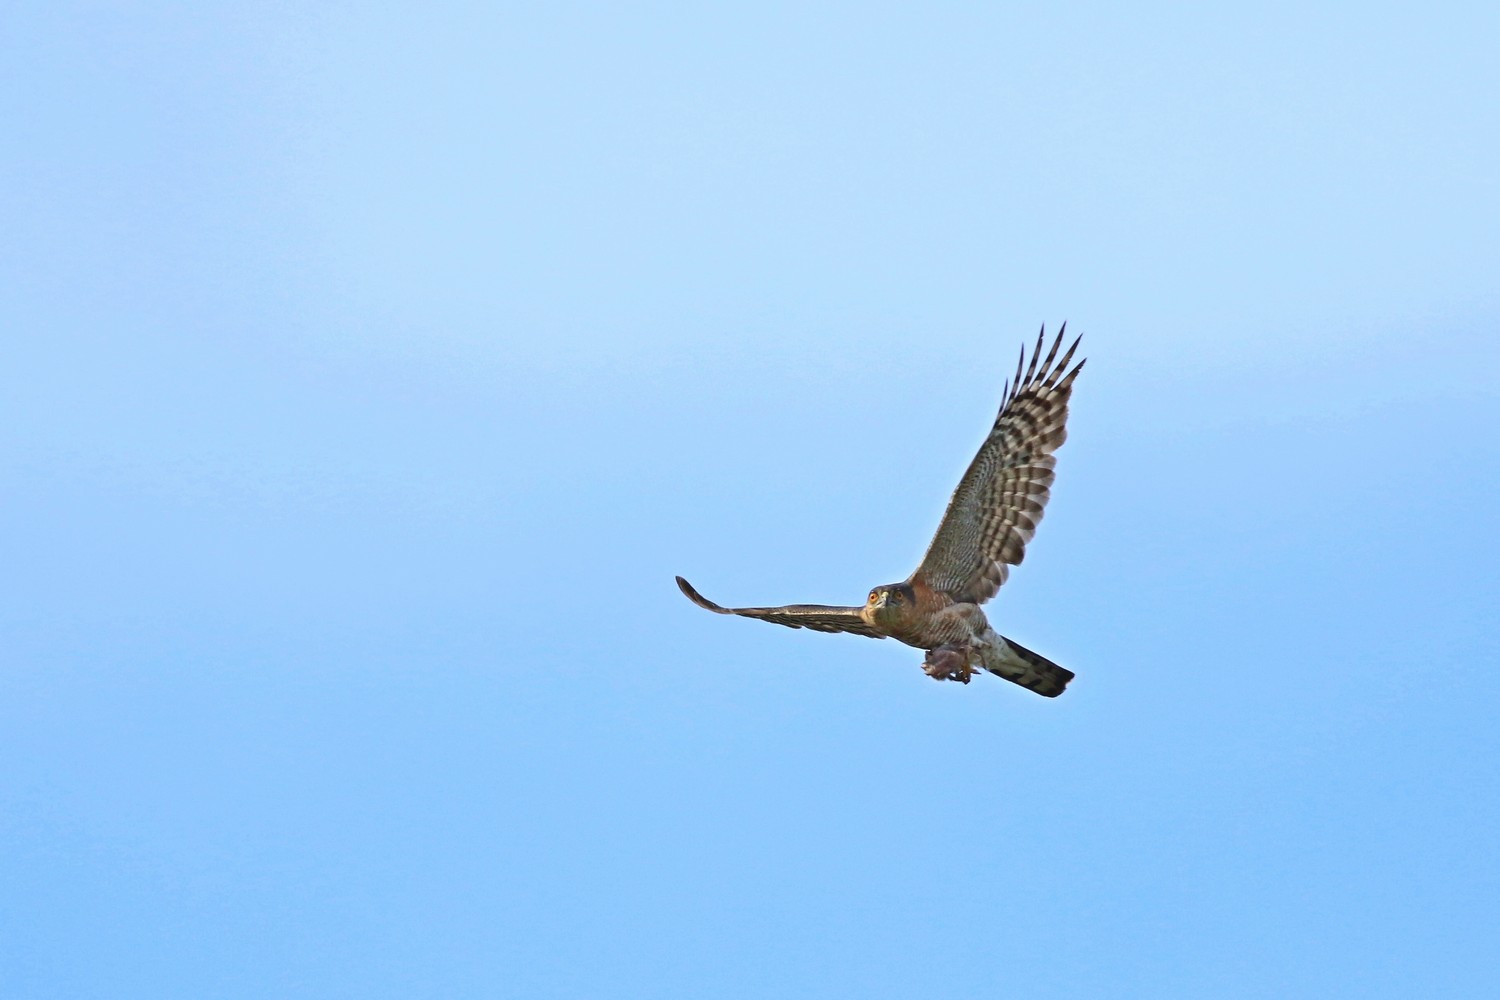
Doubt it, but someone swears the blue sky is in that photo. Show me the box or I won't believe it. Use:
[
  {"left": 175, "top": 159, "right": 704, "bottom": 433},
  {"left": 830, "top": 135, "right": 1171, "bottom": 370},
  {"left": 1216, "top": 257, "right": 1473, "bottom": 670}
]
[{"left": 3, "top": 3, "right": 1497, "bottom": 997}]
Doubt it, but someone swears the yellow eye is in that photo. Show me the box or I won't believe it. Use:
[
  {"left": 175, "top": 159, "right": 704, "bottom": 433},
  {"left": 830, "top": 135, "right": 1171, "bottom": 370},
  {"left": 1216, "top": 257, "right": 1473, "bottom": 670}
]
[{"left": 869, "top": 591, "right": 879, "bottom": 602}]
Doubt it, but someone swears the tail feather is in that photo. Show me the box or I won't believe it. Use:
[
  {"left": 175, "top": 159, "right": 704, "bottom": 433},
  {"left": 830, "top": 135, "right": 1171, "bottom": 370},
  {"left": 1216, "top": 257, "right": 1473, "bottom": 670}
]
[{"left": 979, "top": 631, "right": 1074, "bottom": 697}]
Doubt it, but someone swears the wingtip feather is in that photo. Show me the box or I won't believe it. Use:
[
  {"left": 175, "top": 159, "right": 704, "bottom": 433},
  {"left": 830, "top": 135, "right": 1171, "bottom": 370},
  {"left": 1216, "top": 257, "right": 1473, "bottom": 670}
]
[
  {"left": 675, "top": 576, "right": 730, "bottom": 613},
  {"left": 1044, "top": 333, "right": 1084, "bottom": 389},
  {"left": 1023, "top": 325, "right": 1046, "bottom": 384}
]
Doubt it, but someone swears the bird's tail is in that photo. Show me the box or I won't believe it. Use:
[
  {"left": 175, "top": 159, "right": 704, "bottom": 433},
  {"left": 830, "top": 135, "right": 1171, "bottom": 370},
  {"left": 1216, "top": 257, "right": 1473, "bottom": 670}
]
[{"left": 977, "top": 629, "right": 1075, "bottom": 698}]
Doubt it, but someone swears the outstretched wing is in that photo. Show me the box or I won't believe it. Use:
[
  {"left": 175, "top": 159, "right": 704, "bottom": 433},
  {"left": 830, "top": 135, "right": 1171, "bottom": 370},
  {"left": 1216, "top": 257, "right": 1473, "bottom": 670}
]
[
  {"left": 675, "top": 577, "right": 884, "bottom": 638},
  {"left": 910, "top": 325, "right": 1084, "bottom": 605}
]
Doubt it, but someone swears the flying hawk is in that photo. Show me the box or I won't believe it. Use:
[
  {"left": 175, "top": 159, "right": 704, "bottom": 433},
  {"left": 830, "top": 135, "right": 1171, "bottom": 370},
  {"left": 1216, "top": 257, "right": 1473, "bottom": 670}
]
[{"left": 677, "top": 325, "right": 1084, "bottom": 696}]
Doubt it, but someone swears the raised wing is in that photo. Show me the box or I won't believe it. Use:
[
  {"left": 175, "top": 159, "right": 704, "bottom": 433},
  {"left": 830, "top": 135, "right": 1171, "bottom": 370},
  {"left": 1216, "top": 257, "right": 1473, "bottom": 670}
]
[
  {"left": 675, "top": 577, "right": 885, "bottom": 638},
  {"left": 910, "top": 325, "right": 1084, "bottom": 605}
]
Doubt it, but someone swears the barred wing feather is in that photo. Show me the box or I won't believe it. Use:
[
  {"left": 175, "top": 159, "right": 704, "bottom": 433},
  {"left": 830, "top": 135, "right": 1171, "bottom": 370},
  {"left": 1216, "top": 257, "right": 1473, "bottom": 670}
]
[
  {"left": 675, "top": 577, "right": 884, "bottom": 638},
  {"left": 911, "top": 325, "right": 1084, "bottom": 605}
]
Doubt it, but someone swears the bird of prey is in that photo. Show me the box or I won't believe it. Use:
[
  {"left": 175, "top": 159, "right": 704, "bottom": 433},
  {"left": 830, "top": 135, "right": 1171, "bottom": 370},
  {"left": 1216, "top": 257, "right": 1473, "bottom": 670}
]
[{"left": 676, "top": 325, "right": 1084, "bottom": 696}]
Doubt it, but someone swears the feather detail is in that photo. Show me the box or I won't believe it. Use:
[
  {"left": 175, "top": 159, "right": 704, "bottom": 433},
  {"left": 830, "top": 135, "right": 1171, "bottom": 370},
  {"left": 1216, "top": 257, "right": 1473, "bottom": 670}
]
[
  {"left": 675, "top": 577, "right": 885, "bottom": 638},
  {"left": 910, "top": 325, "right": 1084, "bottom": 605}
]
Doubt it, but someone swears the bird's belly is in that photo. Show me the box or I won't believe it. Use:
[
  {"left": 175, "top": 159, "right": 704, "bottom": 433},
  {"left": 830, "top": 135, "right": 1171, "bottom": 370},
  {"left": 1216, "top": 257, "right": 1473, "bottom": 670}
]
[
  {"left": 888, "top": 617, "right": 972, "bottom": 650},
  {"left": 890, "top": 609, "right": 982, "bottom": 650}
]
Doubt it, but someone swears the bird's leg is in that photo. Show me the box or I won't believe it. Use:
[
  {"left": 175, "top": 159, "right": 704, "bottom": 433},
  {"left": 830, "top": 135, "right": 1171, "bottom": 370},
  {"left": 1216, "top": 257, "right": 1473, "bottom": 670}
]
[{"left": 922, "top": 643, "right": 975, "bottom": 684}]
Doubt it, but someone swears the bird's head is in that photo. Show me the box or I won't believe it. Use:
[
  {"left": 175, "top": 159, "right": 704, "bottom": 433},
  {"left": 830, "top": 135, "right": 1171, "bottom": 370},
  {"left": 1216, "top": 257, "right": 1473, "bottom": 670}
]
[{"left": 866, "top": 582, "right": 915, "bottom": 625}]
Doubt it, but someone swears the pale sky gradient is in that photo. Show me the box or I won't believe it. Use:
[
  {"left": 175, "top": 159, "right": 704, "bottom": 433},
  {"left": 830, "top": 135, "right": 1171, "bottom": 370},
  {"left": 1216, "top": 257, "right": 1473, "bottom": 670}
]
[{"left": 3, "top": 3, "right": 1498, "bottom": 997}]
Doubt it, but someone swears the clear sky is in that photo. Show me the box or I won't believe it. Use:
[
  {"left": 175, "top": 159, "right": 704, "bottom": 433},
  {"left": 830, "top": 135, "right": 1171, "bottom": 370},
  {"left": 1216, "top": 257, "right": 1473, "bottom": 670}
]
[{"left": 3, "top": 3, "right": 1498, "bottom": 997}]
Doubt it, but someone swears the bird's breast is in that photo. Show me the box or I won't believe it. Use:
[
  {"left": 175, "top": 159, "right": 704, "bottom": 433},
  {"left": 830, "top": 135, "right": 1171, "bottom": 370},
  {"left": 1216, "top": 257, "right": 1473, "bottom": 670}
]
[{"left": 891, "top": 603, "right": 988, "bottom": 650}]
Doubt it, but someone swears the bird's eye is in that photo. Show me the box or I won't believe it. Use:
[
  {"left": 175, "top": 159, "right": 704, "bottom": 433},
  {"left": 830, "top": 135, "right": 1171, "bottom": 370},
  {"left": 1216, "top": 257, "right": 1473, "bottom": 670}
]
[{"left": 869, "top": 591, "right": 878, "bottom": 602}]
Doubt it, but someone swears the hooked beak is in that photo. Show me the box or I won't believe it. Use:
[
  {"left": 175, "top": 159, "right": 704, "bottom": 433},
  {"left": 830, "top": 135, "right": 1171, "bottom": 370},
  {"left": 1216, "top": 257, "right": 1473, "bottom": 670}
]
[{"left": 872, "top": 591, "right": 888, "bottom": 609}]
